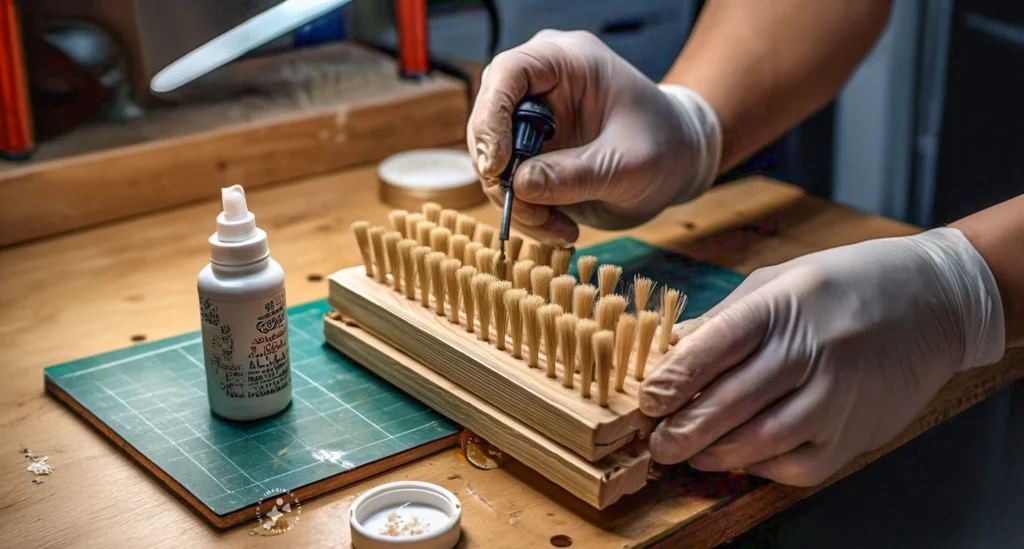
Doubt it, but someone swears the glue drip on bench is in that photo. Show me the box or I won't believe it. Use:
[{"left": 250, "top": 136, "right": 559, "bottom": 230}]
[{"left": 459, "top": 431, "right": 509, "bottom": 470}]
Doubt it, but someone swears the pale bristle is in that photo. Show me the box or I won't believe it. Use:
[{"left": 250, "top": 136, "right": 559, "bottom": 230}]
[
  {"left": 369, "top": 227, "right": 387, "bottom": 284},
  {"left": 557, "top": 314, "right": 578, "bottom": 389},
  {"left": 635, "top": 311, "right": 660, "bottom": 381},
  {"left": 476, "top": 248, "right": 497, "bottom": 277},
  {"left": 456, "top": 214, "right": 477, "bottom": 238},
  {"left": 405, "top": 213, "right": 425, "bottom": 241},
  {"left": 539, "top": 304, "right": 562, "bottom": 378},
  {"left": 512, "top": 260, "right": 535, "bottom": 292},
  {"left": 505, "top": 289, "right": 528, "bottom": 359},
  {"left": 521, "top": 295, "right": 545, "bottom": 368},
  {"left": 439, "top": 209, "right": 459, "bottom": 232},
  {"left": 531, "top": 266, "right": 554, "bottom": 301},
  {"left": 493, "top": 252, "right": 509, "bottom": 283},
  {"left": 614, "top": 314, "right": 637, "bottom": 392},
  {"left": 474, "top": 224, "right": 495, "bottom": 248},
  {"left": 430, "top": 227, "right": 452, "bottom": 254},
  {"left": 472, "top": 274, "right": 496, "bottom": 341},
  {"left": 449, "top": 234, "right": 470, "bottom": 263},
  {"left": 576, "top": 320, "right": 599, "bottom": 398},
  {"left": 490, "top": 281, "right": 512, "bottom": 350},
  {"left": 633, "top": 276, "right": 656, "bottom": 312},
  {"left": 508, "top": 236, "right": 524, "bottom": 263},
  {"left": 598, "top": 264, "right": 623, "bottom": 297},
  {"left": 458, "top": 266, "right": 478, "bottom": 333},
  {"left": 383, "top": 231, "right": 402, "bottom": 292},
  {"left": 352, "top": 221, "right": 373, "bottom": 277},
  {"left": 388, "top": 210, "right": 408, "bottom": 238},
  {"left": 422, "top": 202, "right": 442, "bottom": 223},
  {"left": 659, "top": 288, "right": 687, "bottom": 352},
  {"left": 416, "top": 221, "right": 437, "bottom": 247},
  {"left": 398, "top": 239, "right": 417, "bottom": 300},
  {"left": 442, "top": 259, "right": 462, "bottom": 324},
  {"left": 464, "top": 242, "right": 484, "bottom": 270},
  {"left": 596, "top": 294, "right": 627, "bottom": 332},
  {"left": 576, "top": 255, "right": 598, "bottom": 285},
  {"left": 425, "top": 252, "right": 446, "bottom": 316},
  {"left": 413, "top": 246, "right": 431, "bottom": 307},
  {"left": 534, "top": 243, "right": 554, "bottom": 266},
  {"left": 551, "top": 275, "right": 575, "bottom": 313},
  {"left": 551, "top": 248, "right": 572, "bottom": 276},
  {"left": 593, "top": 330, "right": 614, "bottom": 407},
  {"left": 572, "top": 284, "right": 598, "bottom": 319}
]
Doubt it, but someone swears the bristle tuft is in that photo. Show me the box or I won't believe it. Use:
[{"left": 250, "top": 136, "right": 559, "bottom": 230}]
[
  {"left": 416, "top": 221, "right": 436, "bottom": 247},
  {"left": 576, "top": 320, "right": 599, "bottom": 398},
  {"left": 413, "top": 246, "right": 431, "bottom": 307},
  {"left": 369, "top": 227, "right": 387, "bottom": 284},
  {"left": 490, "top": 281, "right": 512, "bottom": 350},
  {"left": 425, "top": 252, "right": 446, "bottom": 316},
  {"left": 439, "top": 209, "right": 459, "bottom": 232},
  {"left": 633, "top": 276, "right": 656, "bottom": 312},
  {"left": 475, "top": 248, "right": 497, "bottom": 277},
  {"left": 449, "top": 234, "right": 470, "bottom": 262},
  {"left": 464, "top": 242, "right": 484, "bottom": 270},
  {"left": 539, "top": 304, "right": 562, "bottom": 378},
  {"left": 352, "top": 221, "right": 373, "bottom": 277},
  {"left": 593, "top": 330, "right": 614, "bottom": 407},
  {"left": 596, "top": 295, "right": 627, "bottom": 332},
  {"left": 383, "top": 232, "right": 402, "bottom": 291},
  {"left": 551, "top": 275, "right": 576, "bottom": 312},
  {"left": 442, "top": 259, "right": 462, "bottom": 324},
  {"left": 530, "top": 266, "right": 554, "bottom": 301},
  {"left": 505, "top": 289, "right": 528, "bottom": 359},
  {"left": 388, "top": 210, "right": 408, "bottom": 238},
  {"left": 572, "top": 284, "right": 598, "bottom": 319},
  {"left": 456, "top": 214, "right": 477, "bottom": 238},
  {"left": 430, "top": 227, "right": 451, "bottom": 254},
  {"left": 508, "top": 236, "right": 524, "bottom": 263},
  {"left": 576, "top": 255, "right": 598, "bottom": 285},
  {"left": 635, "top": 311, "right": 660, "bottom": 381},
  {"left": 474, "top": 224, "right": 495, "bottom": 248},
  {"left": 557, "top": 314, "right": 578, "bottom": 389},
  {"left": 534, "top": 243, "right": 554, "bottom": 266},
  {"left": 473, "top": 274, "right": 496, "bottom": 341},
  {"left": 398, "top": 239, "right": 417, "bottom": 300},
  {"left": 422, "top": 202, "right": 442, "bottom": 223},
  {"left": 614, "top": 314, "right": 637, "bottom": 392},
  {"left": 404, "top": 213, "right": 425, "bottom": 241},
  {"left": 458, "top": 266, "right": 478, "bottom": 332},
  {"left": 551, "top": 248, "right": 572, "bottom": 276},
  {"left": 513, "top": 260, "right": 535, "bottom": 292},
  {"left": 659, "top": 287, "right": 687, "bottom": 352},
  {"left": 598, "top": 264, "right": 623, "bottom": 297},
  {"left": 521, "top": 296, "right": 545, "bottom": 368}
]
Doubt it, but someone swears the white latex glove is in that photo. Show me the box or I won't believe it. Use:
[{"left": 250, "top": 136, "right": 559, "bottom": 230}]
[
  {"left": 467, "top": 29, "right": 721, "bottom": 245},
  {"left": 640, "top": 227, "right": 1006, "bottom": 486}
]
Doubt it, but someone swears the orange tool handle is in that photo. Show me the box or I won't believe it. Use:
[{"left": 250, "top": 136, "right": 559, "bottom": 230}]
[
  {"left": 394, "top": 0, "right": 429, "bottom": 79},
  {"left": 0, "top": 0, "right": 33, "bottom": 158}
]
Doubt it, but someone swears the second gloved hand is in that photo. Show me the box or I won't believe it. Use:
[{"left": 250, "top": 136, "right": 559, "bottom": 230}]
[
  {"left": 468, "top": 30, "right": 721, "bottom": 244},
  {"left": 639, "top": 228, "right": 1006, "bottom": 486}
]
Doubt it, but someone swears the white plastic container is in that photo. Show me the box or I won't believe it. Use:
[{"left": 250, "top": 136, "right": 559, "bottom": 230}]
[
  {"left": 350, "top": 481, "right": 462, "bottom": 549},
  {"left": 198, "top": 185, "right": 291, "bottom": 421}
]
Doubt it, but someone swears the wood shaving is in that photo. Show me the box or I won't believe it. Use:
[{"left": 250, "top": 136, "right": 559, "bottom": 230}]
[{"left": 27, "top": 456, "right": 53, "bottom": 475}]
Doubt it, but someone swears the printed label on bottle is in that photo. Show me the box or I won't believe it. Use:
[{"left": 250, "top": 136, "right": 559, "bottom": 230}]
[{"left": 199, "top": 290, "right": 290, "bottom": 402}]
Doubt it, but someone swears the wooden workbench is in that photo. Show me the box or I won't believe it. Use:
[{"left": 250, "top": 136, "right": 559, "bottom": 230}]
[{"left": 3, "top": 165, "right": 1022, "bottom": 548}]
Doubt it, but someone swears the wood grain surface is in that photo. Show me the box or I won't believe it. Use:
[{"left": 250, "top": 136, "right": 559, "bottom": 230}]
[{"left": 4, "top": 164, "right": 1022, "bottom": 548}]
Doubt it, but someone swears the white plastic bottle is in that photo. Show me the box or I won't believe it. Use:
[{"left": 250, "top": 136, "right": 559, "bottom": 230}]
[{"left": 198, "top": 185, "right": 291, "bottom": 421}]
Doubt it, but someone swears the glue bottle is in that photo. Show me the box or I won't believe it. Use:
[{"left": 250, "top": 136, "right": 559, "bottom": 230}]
[{"left": 198, "top": 185, "right": 291, "bottom": 421}]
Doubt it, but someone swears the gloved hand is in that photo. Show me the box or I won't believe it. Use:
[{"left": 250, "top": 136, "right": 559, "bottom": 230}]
[
  {"left": 640, "top": 227, "right": 1006, "bottom": 486},
  {"left": 467, "top": 29, "right": 722, "bottom": 245}
]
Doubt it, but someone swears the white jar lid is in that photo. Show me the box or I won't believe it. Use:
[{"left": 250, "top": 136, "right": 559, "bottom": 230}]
[
  {"left": 378, "top": 149, "right": 477, "bottom": 190},
  {"left": 350, "top": 481, "right": 462, "bottom": 549}
]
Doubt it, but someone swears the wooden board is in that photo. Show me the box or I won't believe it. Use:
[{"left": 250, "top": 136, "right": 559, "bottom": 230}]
[
  {"left": 0, "top": 42, "right": 467, "bottom": 247},
  {"left": 329, "top": 266, "right": 658, "bottom": 462},
  {"left": 41, "top": 300, "right": 461, "bottom": 529},
  {"left": 324, "top": 315, "right": 650, "bottom": 509}
]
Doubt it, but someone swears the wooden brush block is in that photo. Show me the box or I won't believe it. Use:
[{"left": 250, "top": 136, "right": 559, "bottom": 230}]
[
  {"left": 324, "top": 316, "right": 650, "bottom": 509},
  {"left": 328, "top": 267, "right": 664, "bottom": 462}
]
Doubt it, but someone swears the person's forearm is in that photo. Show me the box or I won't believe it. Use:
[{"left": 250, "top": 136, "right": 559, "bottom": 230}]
[
  {"left": 664, "top": 0, "right": 893, "bottom": 173},
  {"left": 951, "top": 195, "right": 1024, "bottom": 348}
]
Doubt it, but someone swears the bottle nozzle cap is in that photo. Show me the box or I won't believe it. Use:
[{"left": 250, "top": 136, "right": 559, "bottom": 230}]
[{"left": 216, "top": 185, "right": 257, "bottom": 243}]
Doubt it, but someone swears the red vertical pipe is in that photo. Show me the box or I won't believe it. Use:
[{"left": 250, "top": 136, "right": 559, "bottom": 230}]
[
  {"left": 394, "top": 0, "right": 429, "bottom": 79},
  {"left": 0, "top": 0, "right": 33, "bottom": 158}
]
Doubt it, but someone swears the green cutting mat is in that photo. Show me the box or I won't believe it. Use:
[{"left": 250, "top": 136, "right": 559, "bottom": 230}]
[
  {"left": 44, "top": 301, "right": 460, "bottom": 521},
  {"left": 43, "top": 237, "right": 744, "bottom": 525}
]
